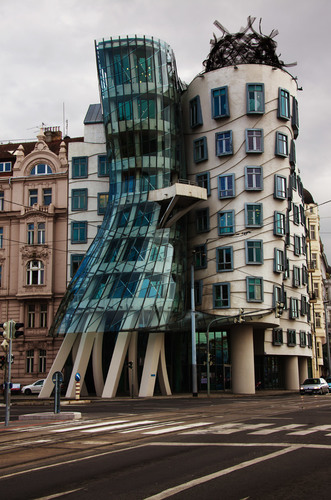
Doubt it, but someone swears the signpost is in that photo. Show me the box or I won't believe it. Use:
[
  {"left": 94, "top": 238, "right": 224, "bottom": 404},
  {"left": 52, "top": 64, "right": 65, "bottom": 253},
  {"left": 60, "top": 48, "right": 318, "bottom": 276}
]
[
  {"left": 52, "top": 371, "right": 63, "bottom": 414},
  {"left": 75, "top": 372, "right": 81, "bottom": 400}
]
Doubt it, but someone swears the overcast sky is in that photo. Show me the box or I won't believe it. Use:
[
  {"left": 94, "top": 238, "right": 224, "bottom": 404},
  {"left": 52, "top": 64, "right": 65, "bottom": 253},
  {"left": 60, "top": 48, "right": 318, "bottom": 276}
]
[{"left": 1, "top": 0, "right": 330, "bottom": 259}]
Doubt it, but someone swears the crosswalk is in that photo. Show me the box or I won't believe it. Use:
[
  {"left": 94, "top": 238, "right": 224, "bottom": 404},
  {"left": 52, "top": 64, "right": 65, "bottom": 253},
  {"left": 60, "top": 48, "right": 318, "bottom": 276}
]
[{"left": 183, "top": 422, "right": 331, "bottom": 436}]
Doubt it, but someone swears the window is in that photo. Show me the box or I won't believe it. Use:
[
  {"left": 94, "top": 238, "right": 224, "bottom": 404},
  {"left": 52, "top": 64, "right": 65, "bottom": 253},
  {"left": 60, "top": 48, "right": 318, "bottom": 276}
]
[
  {"left": 272, "top": 328, "right": 283, "bottom": 346},
  {"left": 196, "top": 208, "right": 209, "bottom": 233},
  {"left": 313, "top": 282, "right": 319, "bottom": 299},
  {"left": 27, "top": 223, "right": 34, "bottom": 244},
  {"left": 290, "top": 140, "right": 296, "bottom": 166},
  {"left": 216, "top": 131, "right": 233, "bottom": 156},
  {"left": 315, "top": 312, "right": 321, "bottom": 328},
  {"left": 196, "top": 172, "right": 210, "bottom": 196},
  {"left": 194, "top": 244, "right": 207, "bottom": 269},
  {"left": 292, "top": 97, "right": 299, "bottom": 139},
  {"left": 293, "top": 266, "right": 300, "bottom": 287},
  {"left": 98, "top": 155, "right": 109, "bottom": 177},
  {"left": 274, "top": 211, "right": 286, "bottom": 236},
  {"left": 40, "top": 304, "right": 47, "bottom": 328},
  {"left": 190, "top": 96, "right": 203, "bottom": 128},
  {"left": 246, "top": 240, "right": 263, "bottom": 264},
  {"left": 0, "top": 191, "right": 3, "bottom": 210},
  {"left": 302, "top": 265, "right": 308, "bottom": 286},
  {"left": 0, "top": 161, "right": 11, "bottom": 172},
  {"left": 138, "top": 97, "right": 156, "bottom": 119},
  {"left": 293, "top": 204, "right": 299, "bottom": 225},
  {"left": 29, "top": 189, "right": 38, "bottom": 206},
  {"left": 28, "top": 304, "right": 35, "bottom": 328},
  {"left": 287, "top": 329, "right": 296, "bottom": 346},
  {"left": 109, "top": 273, "right": 139, "bottom": 299},
  {"left": 274, "top": 248, "right": 284, "bottom": 273},
  {"left": 246, "top": 83, "right": 265, "bottom": 114},
  {"left": 39, "top": 349, "right": 47, "bottom": 372},
  {"left": 245, "top": 203, "right": 263, "bottom": 227},
  {"left": 30, "top": 164, "right": 52, "bottom": 175},
  {"left": 193, "top": 137, "right": 208, "bottom": 163},
  {"left": 71, "top": 221, "right": 87, "bottom": 243},
  {"left": 273, "top": 285, "right": 282, "bottom": 308},
  {"left": 212, "top": 86, "right": 229, "bottom": 118},
  {"left": 213, "top": 283, "right": 230, "bottom": 308},
  {"left": 218, "top": 210, "right": 235, "bottom": 235},
  {"left": 246, "top": 277, "right": 263, "bottom": 302},
  {"left": 27, "top": 260, "right": 44, "bottom": 285},
  {"left": 294, "top": 235, "right": 301, "bottom": 256},
  {"left": 310, "top": 224, "right": 316, "bottom": 240},
  {"left": 26, "top": 349, "right": 34, "bottom": 373},
  {"left": 118, "top": 100, "right": 133, "bottom": 121},
  {"left": 275, "top": 132, "right": 288, "bottom": 157},
  {"left": 301, "top": 295, "right": 308, "bottom": 316},
  {"left": 274, "top": 175, "right": 287, "bottom": 199},
  {"left": 72, "top": 189, "right": 88, "bottom": 211},
  {"left": 71, "top": 254, "right": 84, "bottom": 277},
  {"left": 245, "top": 129, "right": 263, "bottom": 153},
  {"left": 72, "top": 157, "right": 88, "bottom": 178},
  {"left": 299, "top": 331, "right": 306, "bottom": 347},
  {"left": 0, "top": 227, "right": 3, "bottom": 249},
  {"left": 0, "top": 265, "right": 2, "bottom": 287},
  {"left": 278, "top": 88, "right": 290, "bottom": 119},
  {"left": 218, "top": 174, "right": 235, "bottom": 198},
  {"left": 43, "top": 188, "right": 52, "bottom": 206},
  {"left": 290, "top": 298, "right": 299, "bottom": 319},
  {"left": 134, "top": 204, "right": 153, "bottom": 227},
  {"left": 311, "top": 253, "right": 318, "bottom": 270},
  {"left": 300, "top": 205, "right": 305, "bottom": 227},
  {"left": 216, "top": 246, "right": 233, "bottom": 272},
  {"left": 37, "top": 223, "right": 45, "bottom": 244},
  {"left": 245, "top": 166, "right": 263, "bottom": 190},
  {"left": 122, "top": 238, "right": 148, "bottom": 262},
  {"left": 98, "top": 193, "right": 109, "bottom": 215},
  {"left": 139, "top": 276, "right": 164, "bottom": 299},
  {"left": 117, "top": 208, "right": 131, "bottom": 228}
]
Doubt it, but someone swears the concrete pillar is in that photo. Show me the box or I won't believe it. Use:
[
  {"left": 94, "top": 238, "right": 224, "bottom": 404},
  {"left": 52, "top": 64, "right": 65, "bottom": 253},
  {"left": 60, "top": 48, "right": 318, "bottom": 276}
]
[
  {"left": 298, "top": 357, "right": 308, "bottom": 385},
  {"left": 139, "top": 332, "right": 171, "bottom": 397},
  {"left": 285, "top": 356, "right": 299, "bottom": 390},
  {"left": 231, "top": 324, "right": 255, "bottom": 394},
  {"left": 128, "top": 332, "right": 138, "bottom": 397},
  {"left": 92, "top": 332, "right": 104, "bottom": 396},
  {"left": 102, "top": 331, "right": 131, "bottom": 398},
  {"left": 66, "top": 331, "right": 97, "bottom": 399}
]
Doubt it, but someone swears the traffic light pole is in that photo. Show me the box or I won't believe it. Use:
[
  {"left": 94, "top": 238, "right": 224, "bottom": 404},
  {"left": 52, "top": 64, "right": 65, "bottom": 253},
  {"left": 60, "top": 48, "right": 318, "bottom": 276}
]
[{"left": 4, "top": 321, "right": 13, "bottom": 427}]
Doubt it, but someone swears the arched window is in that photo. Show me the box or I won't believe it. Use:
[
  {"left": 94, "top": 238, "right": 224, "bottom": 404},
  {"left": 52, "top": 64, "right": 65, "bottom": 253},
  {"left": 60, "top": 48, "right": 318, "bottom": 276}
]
[
  {"left": 30, "top": 164, "right": 53, "bottom": 175},
  {"left": 27, "top": 260, "right": 44, "bottom": 285}
]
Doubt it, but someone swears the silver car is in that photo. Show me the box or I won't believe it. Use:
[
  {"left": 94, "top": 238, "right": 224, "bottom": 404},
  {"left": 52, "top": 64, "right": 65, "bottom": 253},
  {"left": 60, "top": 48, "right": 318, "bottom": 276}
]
[
  {"left": 21, "top": 379, "right": 45, "bottom": 395},
  {"left": 300, "top": 378, "right": 329, "bottom": 395}
]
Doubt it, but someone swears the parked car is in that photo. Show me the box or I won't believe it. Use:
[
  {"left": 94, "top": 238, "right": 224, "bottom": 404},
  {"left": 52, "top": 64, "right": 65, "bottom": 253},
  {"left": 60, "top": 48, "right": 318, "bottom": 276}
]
[
  {"left": 300, "top": 378, "right": 329, "bottom": 395},
  {"left": 21, "top": 379, "right": 45, "bottom": 395},
  {"left": 326, "top": 377, "right": 331, "bottom": 392}
]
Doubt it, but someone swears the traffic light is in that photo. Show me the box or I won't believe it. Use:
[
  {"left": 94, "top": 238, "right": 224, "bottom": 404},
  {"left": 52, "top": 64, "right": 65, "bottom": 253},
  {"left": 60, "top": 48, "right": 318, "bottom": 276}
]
[
  {"left": 14, "top": 323, "right": 24, "bottom": 338},
  {"left": 0, "top": 355, "right": 6, "bottom": 369},
  {"left": 275, "top": 302, "right": 284, "bottom": 318},
  {"left": 0, "top": 322, "right": 10, "bottom": 337}
]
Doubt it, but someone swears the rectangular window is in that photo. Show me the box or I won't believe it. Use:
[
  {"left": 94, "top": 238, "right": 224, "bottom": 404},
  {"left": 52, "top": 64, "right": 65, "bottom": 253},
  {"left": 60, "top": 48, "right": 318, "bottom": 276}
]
[
  {"left": 299, "top": 331, "right": 306, "bottom": 347},
  {"left": 138, "top": 97, "right": 156, "bottom": 120},
  {"left": 274, "top": 248, "right": 284, "bottom": 273},
  {"left": 216, "top": 246, "right": 233, "bottom": 272},
  {"left": 273, "top": 285, "right": 282, "bottom": 308},
  {"left": 293, "top": 204, "right": 299, "bottom": 225},
  {"left": 0, "top": 227, "right": 3, "bottom": 249},
  {"left": 294, "top": 235, "right": 301, "bottom": 256},
  {"left": 109, "top": 273, "right": 139, "bottom": 299},
  {"left": 98, "top": 193, "right": 109, "bottom": 215},
  {"left": 274, "top": 211, "right": 286, "bottom": 236},
  {"left": 246, "top": 240, "right": 263, "bottom": 264},
  {"left": 218, "top": 210, "right": 235, "bottom": 235},
  {"left": 290, "top": 298, "right": 299, "bottom": 319},
  {"left": 0, "top": 161, "right": 12, "bottom": 172},
  {"left": 278, "top": 88, "right": 291, "bottom": 119},
  {"left": 71, "top": 221, "right": 87, "bottom": 243},
  {"left": 27, "top": 223, "right": 34, "bottom": 245},
  {"left": 311, "top": 253, "right": 318, "bottom": 270},
  {"left": 274, "top": 175, "right": 287, "bottom": 199},
  {"left": 215, "top": 131, "right": 233, "bottom": 156},
  {"left": 245, "top": 166, "right": 263, "bottom": 190},
  {"left": 72, "top": 189, "right": 88, "bottom": 211},
  {"left": 118, "top": 100, "right": 133, "bottom": 121},
  {"left": 212, "top": 86, "right": 229, "bottom": 118},
  {"left": 246, "top": 83, "right": 265, "bottom": 114},
  {"left": 272, "top": 328, "right": 283, "bottom": 346},
  {"left": 71, "top": 254, "right": 84, "bottom": 277},
  {"left": 246, "top": 129, "right": 263, "bottom": 153},
  {"left": 193, "top": 137, "right": 208, "bottom": 163},
  {"left": 123, "top": 238, "right": 148, "bottom": 262},
  {"left": 287, "top": 329, "right": 296, "bottom": 346},
  {"left": 300, "top": 205, "right": 305, "bottom": 226},
  {"left": 40, "top": 303, "right": 47, "bottom": 328},
  {"left": 275, "top": 132, "right": 288, "bottom": 157},
  {"left": 39, "top": 349, "right": 47, "bottom": 372},
  {"left": 26, "top": 349, "right": 34, "bottom": 373},
  {"left": 301, "top": 295, "right": 308, "bottom": 316},
  {"left": 37, "top": 223, "right": 45, "bottom": 244},
  {"left": 315, "top": 312, "right": 321, "bottom": 328},
  {"left": 28, "top": 304, "right": 35, "bottom": 328},
  {"left": 313, "top": 282, "right": 319, "bottom": 299},
  {"left": 98, "top": 155, "right": 109, "bottom": 177},
  {"left": 196, "top": 172, "right": 210, "bottom": 196},
  {"left": 0, "top": 191, "right": 4, "bottom": 211},
  {"left": 213, "top": 283, "right": 230, "bottom": 308},
  {"left": 190, "top": 95, "right": 203, "bottom": 128},
  {"left": 43, "top": 188, "right": 52, "bottom": 206},
  {"left": 292, "top": 97, "right": 299, "bottom": 139},
  {"left": 218, "top": 173, "right": 235, "bottom": 198},
  {"left": 29, "top": 189, "right": 38, "bottom": 206},
  {"left": 196, "top": 208, "right": 209, "bottom": 233},
  {"left": 245, "top": 203, "right": 263, "bottom": 227},
  {"left": 293, "top": 266, "right": 300, "bottom": 287},
  {"left": 72, "top": 157, "right": 88, "bottom": 178},
  {"left": 246, "top": 277, "right": 263, "bottom": 302},
  {"left": 194, "top": 244, "right": 207, "bottom": 269},
  {"left": 309, "top": 224, "right": 316, "bottom": 240},
  {"left": 302, "top": 265, "right": 308, "bottom": 286}
]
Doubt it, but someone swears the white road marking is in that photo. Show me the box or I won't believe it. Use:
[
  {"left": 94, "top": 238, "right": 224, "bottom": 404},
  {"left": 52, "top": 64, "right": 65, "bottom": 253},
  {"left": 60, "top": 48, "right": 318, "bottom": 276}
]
[
  {"left": 183, "top": 422, "right": 272, "bottom": 435},
  {"left": 51, "top": 420, "right": 128, "bottom": 433},
  {"left": 33, "top": 487, "right": 84, "bottom": 499},
  {"left": 82, "top": 420, "right": 156, "bottom": 433},
  {"left": 121, "top": 421, "right": 181, "bottom": 433},
  {"left": 143, "top": 422, "right": 213, "bottom": 435},
  {"left": 144, "top": 445, "right": 301, "bottom": 499},
  {"left": 250, "top": 424, "right": 305, "bottom": 435},
  {"left": 289, "top": 425, "right": 331, "bottom": 435}
]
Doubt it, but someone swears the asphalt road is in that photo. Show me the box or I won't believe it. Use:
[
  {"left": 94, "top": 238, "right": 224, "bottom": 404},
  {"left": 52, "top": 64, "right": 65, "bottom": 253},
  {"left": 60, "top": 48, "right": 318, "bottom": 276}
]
[{"left": 1, "top": 393, "right": 331, "bottom": 499}]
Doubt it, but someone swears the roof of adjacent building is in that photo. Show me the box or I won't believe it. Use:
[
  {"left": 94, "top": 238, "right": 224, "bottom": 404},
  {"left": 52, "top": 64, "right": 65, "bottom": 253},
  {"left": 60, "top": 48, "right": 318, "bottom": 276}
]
[{"left": 84, "top": 104, "right": 103, "bottom": 124}]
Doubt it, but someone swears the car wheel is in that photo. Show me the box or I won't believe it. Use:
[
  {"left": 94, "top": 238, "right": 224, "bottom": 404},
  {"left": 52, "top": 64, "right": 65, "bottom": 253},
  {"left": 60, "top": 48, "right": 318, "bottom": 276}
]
[{"left": 25, "top": 389, "right": 32, "bottom": 395}]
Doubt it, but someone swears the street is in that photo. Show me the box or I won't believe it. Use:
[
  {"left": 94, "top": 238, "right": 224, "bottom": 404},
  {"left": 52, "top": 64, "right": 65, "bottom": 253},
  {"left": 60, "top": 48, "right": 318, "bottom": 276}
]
[{"left": 1, "top": 393, "right": 331, "bottom": 499}]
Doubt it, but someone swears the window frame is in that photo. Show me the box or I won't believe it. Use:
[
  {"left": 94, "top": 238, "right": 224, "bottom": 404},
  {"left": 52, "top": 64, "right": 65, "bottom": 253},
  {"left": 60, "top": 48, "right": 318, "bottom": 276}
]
[
  {"left": 213, "top": 282, "right": 231, "bottom": 309},
  {"left": 98, "top": 155, "right": 109, "bottom": 177},
  {"left": 245, "top": 128, "right": 264, "bottom": 153},
  {"left": 72, "top": 156, "right": 88, "bottom": 179},
  {"left": 274, "top": 211, "right": 286, "bottom": 236},
  {"left": 215, "top": 130, "right": 233, "bottom": 156},
  {"left": 97, "top": 192, "right": 109, "bottom": 215},
  {"left": 246, "top": 83, "right": 265, "bottom": 114},
  {"left": 287, "top": 329, "right": 296, "bottom": 347},
  {"left": 71, "top": 221, "right": 87, "bottom": 244},
  {"left": 26, "top": 260, "right": 44, "bottom": 286},
  {"left": 211, "top": 86, "right": 230, "bottom": 118},
  {"left": 274, "top": 248, "right": 284, "bottom": 273},
  {"left": 275, "top": 132, "right": 289, "bottom": 157},
  {"left": 245, "top": 203, "right": 263, "bottom": 228},
  {"left": 216, "top": 246, "right": 233, "bottom": 272},
  {"left": 189, "top": 95, "right": 203, "bottom": 128},
  {"left": 196, "top": 172, "right": 210, "bottom": 196},
  {"left": 246, "top": 276, "right": 263, "bottom": 302},
  {"left": 278, "top": 88, "right": 291, "bottom": 120},
  {"left": 272, "top": 328, "right": 283, "bottom": 346},
  {"left": 245, "top": 166, "right": 263, "bottom": 191},
  {"left": 71, "top": 188, "right": 88, "bottom": 211},
  {"left": 193, "top": 136, "right": 208, "bottom": 163},
  {"left": 274, "top": 175, "right": 287, "bottom": 199},
  {"left": 245, "top": 240, "right": 263, "bottom": 265},
  {"left": 218, "top": 210, "right": 235, "bottom": 235},
  {"left": 196, "top": 207, "right": 210, "bottom": 233},
  {"left": 218, "top": 173, "right": 235, "bottom": 199},
  {"left": 194, "top": 244, "right": 207, "bottom": 270}
]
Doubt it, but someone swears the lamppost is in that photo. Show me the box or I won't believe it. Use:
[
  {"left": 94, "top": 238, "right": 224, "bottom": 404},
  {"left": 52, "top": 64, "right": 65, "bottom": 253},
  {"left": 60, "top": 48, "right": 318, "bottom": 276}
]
[{"left": 191, "top": 262, "right": 198, "bottom": 397}]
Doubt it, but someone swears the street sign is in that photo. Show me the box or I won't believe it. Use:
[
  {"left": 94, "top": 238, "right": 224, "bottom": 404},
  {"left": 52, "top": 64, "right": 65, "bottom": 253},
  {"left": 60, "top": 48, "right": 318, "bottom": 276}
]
[
  {"left": 75, "top": 372, "right": 81, "bottom": 382},
  {"left": 52, "top": 371, "right": 63, "bottom": 384}
]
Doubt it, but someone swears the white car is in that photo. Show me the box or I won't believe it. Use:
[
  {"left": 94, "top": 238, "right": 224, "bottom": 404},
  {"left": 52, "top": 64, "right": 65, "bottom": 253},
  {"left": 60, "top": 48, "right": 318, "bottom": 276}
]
[
  {"left": 300, "top": 378, "right": 329, "bottom": 395},
  {"left": 21, "top": 379, "right": 45, "bottom": 395}
]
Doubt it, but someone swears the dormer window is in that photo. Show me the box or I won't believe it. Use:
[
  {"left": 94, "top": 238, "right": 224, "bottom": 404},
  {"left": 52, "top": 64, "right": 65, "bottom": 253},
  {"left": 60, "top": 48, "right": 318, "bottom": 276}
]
[
  {"left": 0, "top": 162, "right": 12, "bottom": 172},
  {"left": 30, "top": 164, "right": 53, "bottom": 175}
]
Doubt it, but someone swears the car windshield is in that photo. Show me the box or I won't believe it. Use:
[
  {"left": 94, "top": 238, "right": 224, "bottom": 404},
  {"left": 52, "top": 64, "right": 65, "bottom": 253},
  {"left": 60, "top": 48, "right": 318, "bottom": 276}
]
[{"left": 303, "top": 379, "right": 320, "bottom": 384}]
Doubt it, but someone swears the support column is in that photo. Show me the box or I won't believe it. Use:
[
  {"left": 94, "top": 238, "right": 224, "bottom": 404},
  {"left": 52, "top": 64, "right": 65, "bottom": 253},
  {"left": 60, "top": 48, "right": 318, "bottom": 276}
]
[
  {"left": 128, "top": 332, "right": 138, "bottom": 397},
  {"left": 102, "top": 332, "right": 131, "bottom": 398},
  {"left": 66, "top": 332, "right": 97, "bottom": 399},
  {"left": 298, "top": 357, "right": 308, "bottom": 385},
  {"left": 139, "top": 332, "right": 171, "bottom": 397},
  {"left": 231, "top": 324, "right": 255, "bottom": 394},
  {"left": 92, "top": 332, "right": 104, "bottom": 396},
  {"left": 285, "top": 355, "right": 299, "bottom": 390}
]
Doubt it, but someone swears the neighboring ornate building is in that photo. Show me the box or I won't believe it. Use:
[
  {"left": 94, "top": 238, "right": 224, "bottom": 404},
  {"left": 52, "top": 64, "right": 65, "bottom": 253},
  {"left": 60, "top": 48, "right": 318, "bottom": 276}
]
[{"left": 0, "top": 128, "right": 81, "bottom": 387}]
